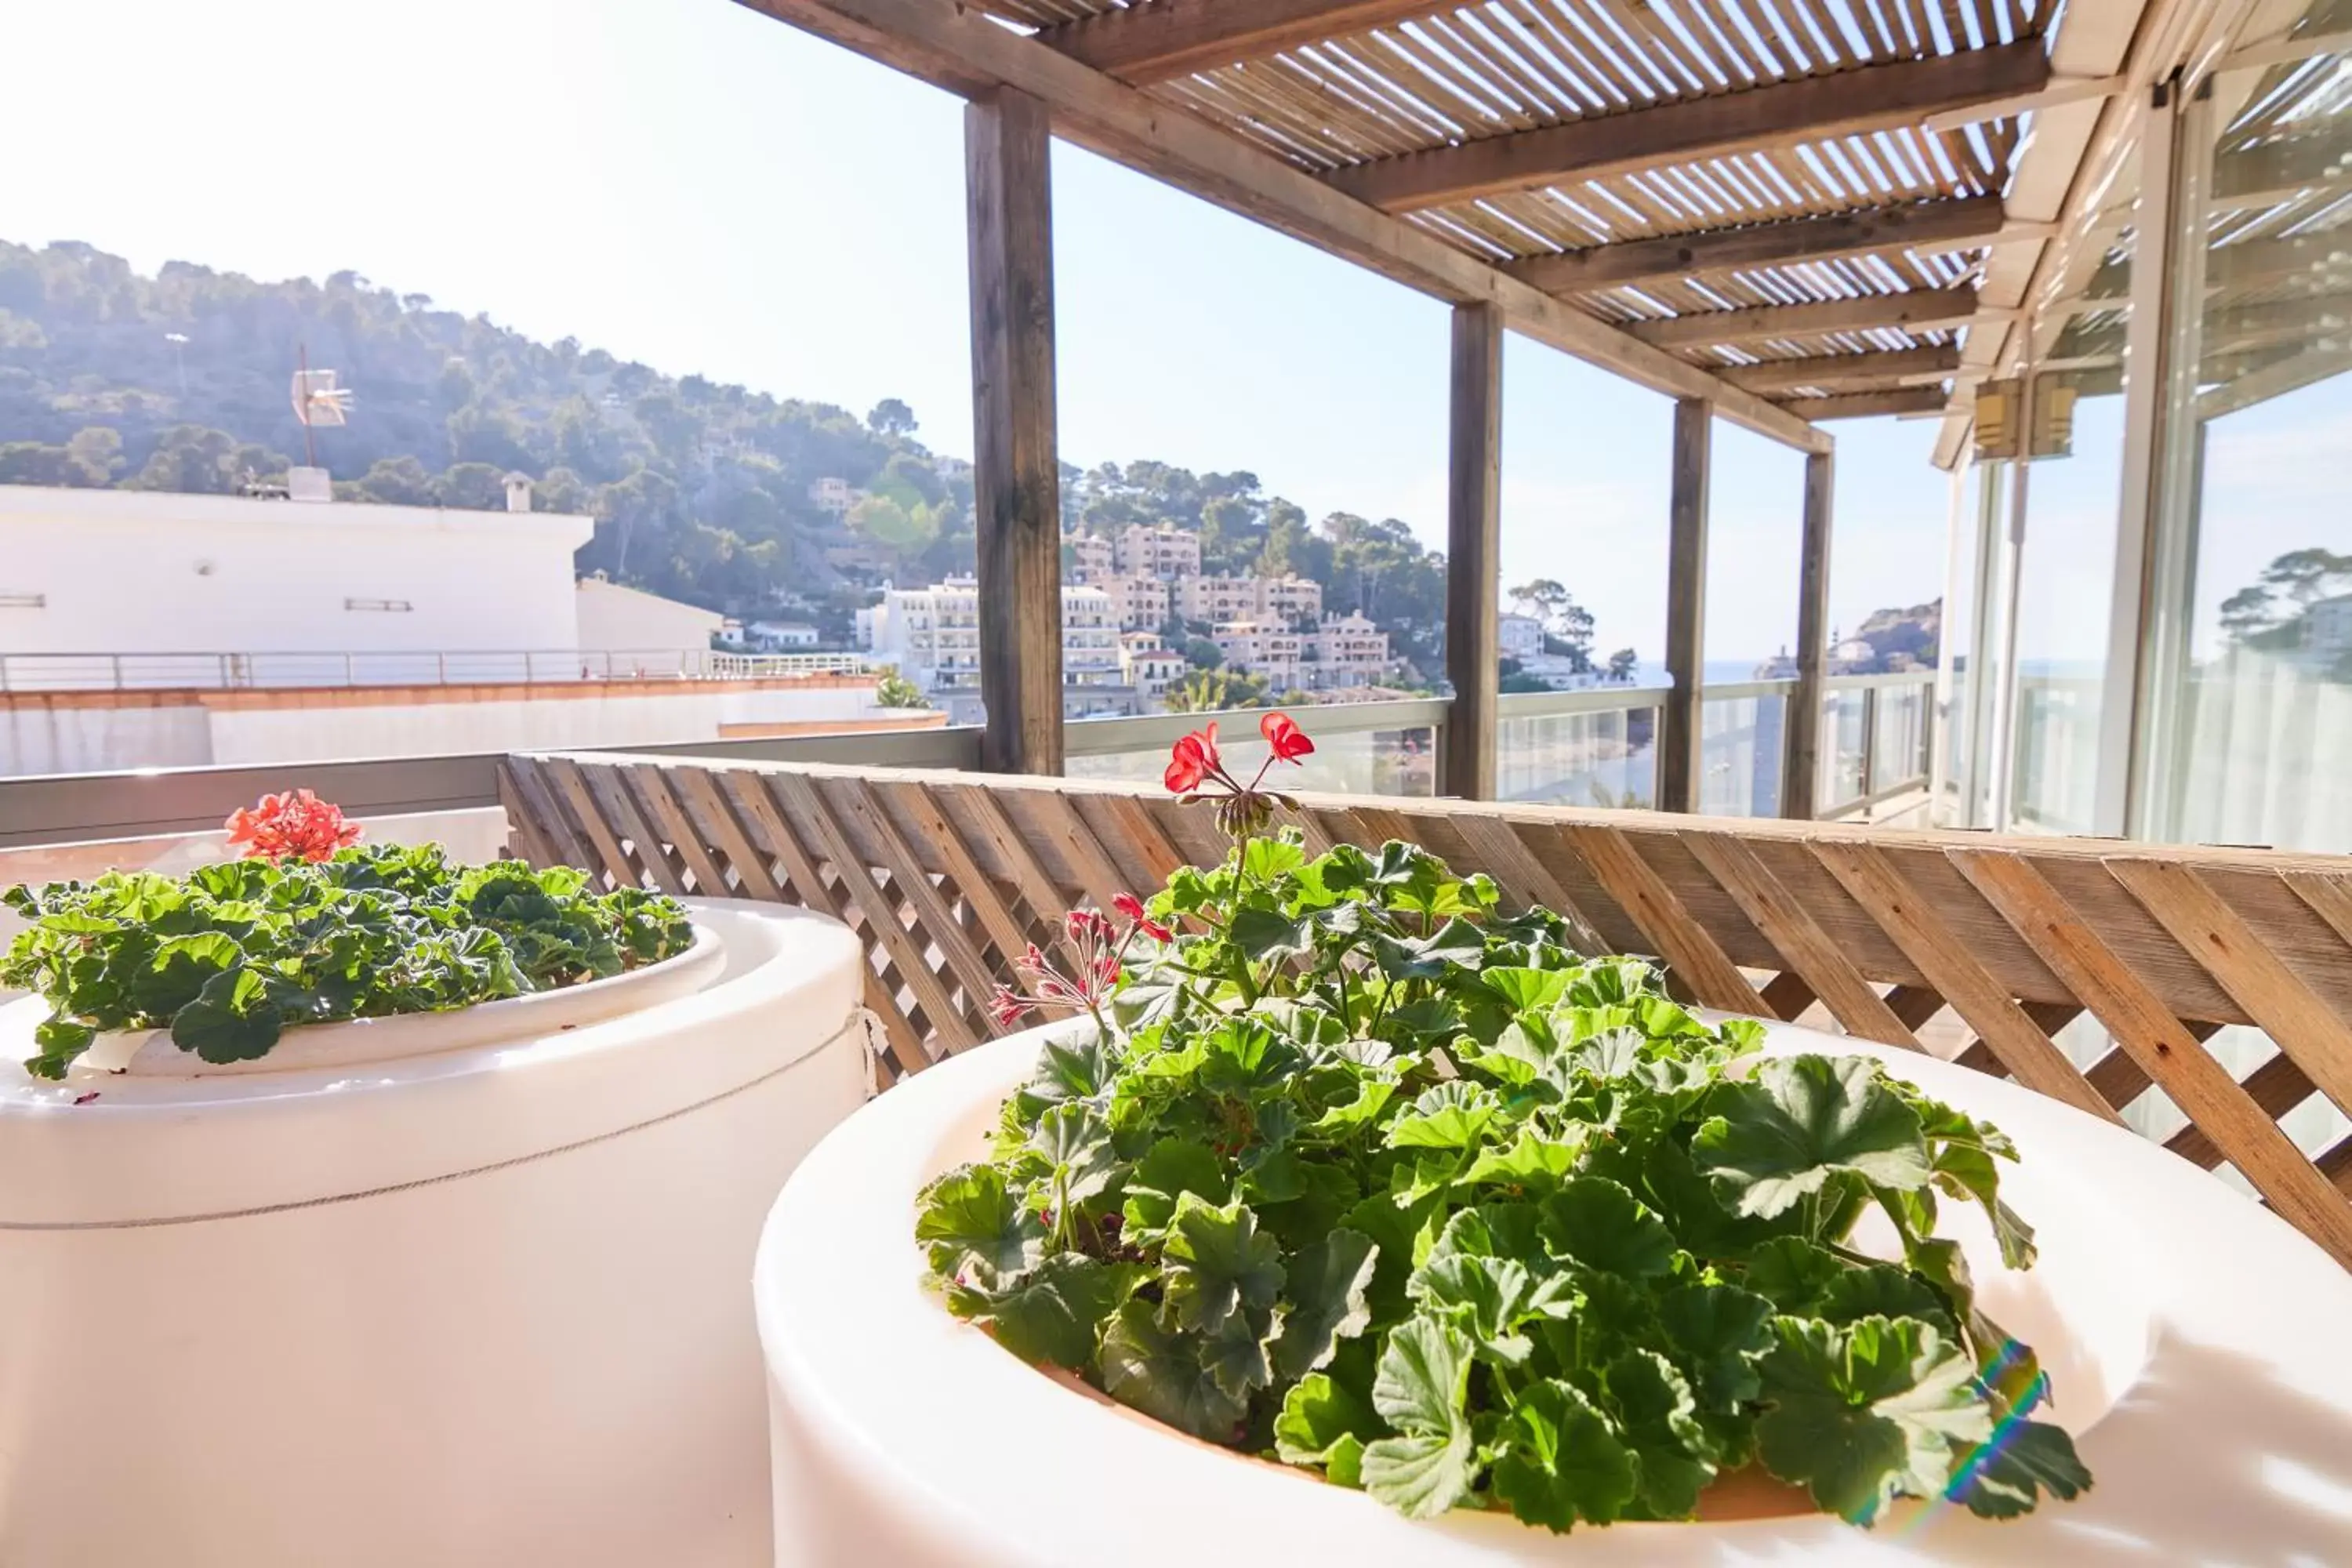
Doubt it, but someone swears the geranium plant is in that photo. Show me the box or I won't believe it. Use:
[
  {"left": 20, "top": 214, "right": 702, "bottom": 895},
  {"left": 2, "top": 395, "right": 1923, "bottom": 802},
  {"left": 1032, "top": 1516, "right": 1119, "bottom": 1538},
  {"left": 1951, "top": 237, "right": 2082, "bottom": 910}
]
[
  {"left": 3, "top": 794, "right": 692, "bottom": 1080},
  {"left": 916, "top": 714, "right": 2089, "bottom": 1532}
]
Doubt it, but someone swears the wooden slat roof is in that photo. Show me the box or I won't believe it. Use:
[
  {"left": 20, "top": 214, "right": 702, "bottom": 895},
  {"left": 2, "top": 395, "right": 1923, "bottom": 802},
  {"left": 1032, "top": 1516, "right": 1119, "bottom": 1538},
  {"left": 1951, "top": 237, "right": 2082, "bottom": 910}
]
[{"left": 981, "top": 0, "right": 2060, "bottom": 419}]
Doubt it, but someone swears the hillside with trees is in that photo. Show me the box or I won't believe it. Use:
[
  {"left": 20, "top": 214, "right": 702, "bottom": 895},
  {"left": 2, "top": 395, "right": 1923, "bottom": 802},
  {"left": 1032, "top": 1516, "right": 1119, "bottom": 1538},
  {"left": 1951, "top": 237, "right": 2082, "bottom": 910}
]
[{"left": 0, "top": 239, "right": 1449, "bottom": 674}]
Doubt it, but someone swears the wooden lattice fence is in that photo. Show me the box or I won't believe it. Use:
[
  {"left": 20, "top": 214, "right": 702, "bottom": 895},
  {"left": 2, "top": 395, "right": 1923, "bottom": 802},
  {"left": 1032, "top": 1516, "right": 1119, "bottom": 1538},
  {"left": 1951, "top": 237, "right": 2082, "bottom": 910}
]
[{"left": 499, "top": 750, "right": 2352, "bottom": 1269}]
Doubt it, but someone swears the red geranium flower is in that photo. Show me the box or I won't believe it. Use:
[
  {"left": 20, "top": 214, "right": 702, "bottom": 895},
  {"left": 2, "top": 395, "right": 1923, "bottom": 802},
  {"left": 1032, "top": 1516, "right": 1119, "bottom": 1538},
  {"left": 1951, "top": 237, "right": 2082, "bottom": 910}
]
[
  {"left": 1114, "top": 891, "right": 1173, "bottom": 945},
  {"left": 1164, "top": 722, "right": 1220, "bottom": 793},
  {"left": 223, "top": 789, "right": 361, "bottom": 864},
  {"left": 1261, "top": 710, "right": 1315, "bottom": 764}
]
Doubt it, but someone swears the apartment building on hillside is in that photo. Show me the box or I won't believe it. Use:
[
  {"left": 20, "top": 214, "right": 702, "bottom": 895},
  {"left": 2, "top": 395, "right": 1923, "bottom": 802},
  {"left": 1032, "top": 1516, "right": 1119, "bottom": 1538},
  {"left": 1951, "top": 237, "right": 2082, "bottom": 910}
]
[
  {"left": 1114, "top": 524, "right": 1200, "bottom": 579},
  {"left": 1098, "top": 573, "right": 1171, "bottom": 632},
  {"left": 858, "top": 576, "right": 1123, "bottom": 718},
  {"left": 1174, "top": 573, "right": 1323, "bottom": 626}
]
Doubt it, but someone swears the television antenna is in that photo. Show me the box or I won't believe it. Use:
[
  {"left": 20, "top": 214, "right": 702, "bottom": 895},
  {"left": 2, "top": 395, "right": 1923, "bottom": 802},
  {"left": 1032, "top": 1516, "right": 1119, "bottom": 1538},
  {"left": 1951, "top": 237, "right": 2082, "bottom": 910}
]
[{"left": 289, "top": 343, "right": 353, "bottom": 468}]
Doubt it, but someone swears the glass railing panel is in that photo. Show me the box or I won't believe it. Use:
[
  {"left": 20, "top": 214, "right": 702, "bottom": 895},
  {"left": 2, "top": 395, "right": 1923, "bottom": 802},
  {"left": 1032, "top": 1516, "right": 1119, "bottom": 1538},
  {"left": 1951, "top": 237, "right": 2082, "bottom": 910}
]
[
  {"left": 1496, "top": 696, "right": 1659, "bottom": 809},
  {"left": 2011, "top": 674, "right": 2102, "bottom": 834},
  {"left": 1064, "top": 704, "right": 1440, "bottom": 797},
  {"left": 1818, "top": 688, "right": 1866, "bottom": 811},
  {"left": 1869, "top": 683, "right": 1929, "bottom": 796},
  {"left": 1698, "top": 692, "right": 1784, "bottom": 817}
]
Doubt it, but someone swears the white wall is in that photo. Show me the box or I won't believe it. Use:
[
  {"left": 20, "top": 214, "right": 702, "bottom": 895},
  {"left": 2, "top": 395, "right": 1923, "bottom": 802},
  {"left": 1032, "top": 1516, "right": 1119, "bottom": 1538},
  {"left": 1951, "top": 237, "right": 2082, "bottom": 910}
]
[
  {"left": 576, "top": 579, "right": 725, "bottom": 655},
  {"left": 0, "top": 488, "right": 593, "bottom": 656}
]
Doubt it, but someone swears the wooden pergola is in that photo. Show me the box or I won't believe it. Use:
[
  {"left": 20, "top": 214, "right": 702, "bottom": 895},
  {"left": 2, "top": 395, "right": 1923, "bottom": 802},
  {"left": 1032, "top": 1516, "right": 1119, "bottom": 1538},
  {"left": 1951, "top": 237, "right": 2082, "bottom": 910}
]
[{"left": 738, "top": 0, "right": 2128, "bottom": 804}]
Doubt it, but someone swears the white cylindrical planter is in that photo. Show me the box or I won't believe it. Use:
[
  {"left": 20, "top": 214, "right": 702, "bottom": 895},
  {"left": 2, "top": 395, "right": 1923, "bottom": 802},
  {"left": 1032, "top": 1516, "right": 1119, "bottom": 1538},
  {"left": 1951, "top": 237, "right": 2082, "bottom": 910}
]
[
  {"left": 758, "top": 1019, "right": 2352, "bottom": 1566},
  {"left": 0, "top": 898, "right": 869, "bottom": 1568}
]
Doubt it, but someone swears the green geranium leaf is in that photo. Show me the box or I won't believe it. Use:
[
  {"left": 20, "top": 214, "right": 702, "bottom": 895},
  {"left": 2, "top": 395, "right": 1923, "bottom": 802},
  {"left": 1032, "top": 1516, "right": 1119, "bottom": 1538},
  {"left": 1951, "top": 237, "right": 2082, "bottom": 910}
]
[
  {"left": 1657, "top": 1283, "right": 1776, "bottom": 1411},
  {"left": 1483, "top": 967, "right": 1572, "bottom": 1012},
  {"left": 1122, "top": 1138, "right": 1229, "bottom": 1239},
  {"left": 24, "top": 1017, "right": 96, "bottom": 1081},
  {"left": 1029, "top": 1102, "right": 1119, "bottom": 1206},
  {"left": 1275, "top": 1369, "right": 1379, "bottom": 1487},
  {"left": 1312, "top": 1073, "right": 1399, "bottom": 1131},
  {"left": 1372, "top": 916, "right": 1486, "bottom": 981},
  {"left": 1947, "top": 1418, "right": 2092, "bottom": 1518},
  {"left": 1230, "top": 907, "right": 1313, "bottom": 964},
  {"left": 916, "top": 1164, "right": 1046, "bottom": 1283},
  {"left": 949, "top": 1254, "right": 1138, "bottom": 1369},
  {"left": 1489, "top": 1378, "right": 1639, "bottom": 1532},
  {"left": 1743, "top": 1236, "right": 1848, "bottom": 1312},
  {"left": 1272, "top": 1229, "right": 1379, "bottom": 1381},
  {"left": 1820, "top": 1263, "right": 1956, "bottom": 1333},
  {"left": 1694, "top": 1055, "right": 1932, "bottom": 1219},
  {"left": 1101, "top": 1301, "right": 1250, "bottom": 1442},
  {"left": 1541, "top": 1177, "right": 1677, "bottom": 1279},
  {"left": 1360, "top": 1317, "right": 1477, "bottom": 1519},
  {"left": 1461, "top": 1127, "right": 1585, "bottom": 1190},
  {"left": 1161, "top": 1192, "right": 1284, "bottom": 1336},
  {"left": 1605, "top": 1350, "right": 1717, "bottom": 1519},
  {"left": 1386, "top": 1081, "right": 1501, "bottom": 1151},
  {"left": 1756, "top": 1314, "right": 1993, "bottom": 1524},
  {"left": 171, "top": 965, "right": 283, "bottom": 1064},
  {"left": 1406, "top": 1250, "right": 1539, "bottom": 1365}
]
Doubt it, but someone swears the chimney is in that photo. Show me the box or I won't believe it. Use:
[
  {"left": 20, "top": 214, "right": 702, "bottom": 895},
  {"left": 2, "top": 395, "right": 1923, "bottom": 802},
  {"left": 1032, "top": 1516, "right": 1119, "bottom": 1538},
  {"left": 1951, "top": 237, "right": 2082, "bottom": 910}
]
[{"left": 503, "top": 472, "right": 533, "bottom": 513}]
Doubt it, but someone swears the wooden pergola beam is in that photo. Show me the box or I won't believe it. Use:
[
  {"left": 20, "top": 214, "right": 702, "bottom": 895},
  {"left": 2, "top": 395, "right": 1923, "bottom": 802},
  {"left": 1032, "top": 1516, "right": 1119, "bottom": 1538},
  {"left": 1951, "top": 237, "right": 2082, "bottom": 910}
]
[
  {"left": 1775, "top": 387, "right": 1951, "bottom": 419},
  {"left": 1783, "top": 450, "right": 1833, "bottom": 820},
  {"left": 1041, "top": 0, "right": 1445, "bottom": 85},
  {"left": 1722, "top": 345, "right": 1962, "bottom": 394},
  {"left": 1660, "top": 398, "right": 1711, "bottom": 813},
  {"left": 1444, "top": 303, "right": 1502, "bottom": 801},
  {"left": 967, "top": 89, "right": 1065, "bottom": 775},
  {"left": 1627, "top": 288, "right": 1984, "bottom": 349},
  {"left": 1326, "top": 42, "right": 2051, "bottom": 212},
  {"left": 738, "top": 0, "right": 1829, "bottom": 452},
  {"left": 1507, "top": 198, "right": 2009, "bottom": 295}
]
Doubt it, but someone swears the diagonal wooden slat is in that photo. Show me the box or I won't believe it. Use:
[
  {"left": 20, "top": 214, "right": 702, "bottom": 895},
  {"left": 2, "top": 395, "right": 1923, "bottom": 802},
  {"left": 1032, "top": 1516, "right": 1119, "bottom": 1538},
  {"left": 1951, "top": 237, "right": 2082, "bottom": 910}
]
[
  {"left": 1759, "top": 971, "right": 1818, "bottom": 1024},
  {"left": 1025, "top": 789, "right": 1129, "bottom": 914},
  {"left": 1882, "top": 985, "right": 1951, "bottom": 1032},
  {"left": 1809, "top": 840, "right": 2119, "bottom": 1123},
  {"left": 1952, "top": 847, "right": 2352, "bottom": 1265},
  {"left": 1448, "top": 814, "right": 1610, "bottom": 954},
  {"left": 580, "top": 764, "right": 683, "bottom": 895},
  {"left": 713, "top": 770, "right": 931, "bottom": 1076},
  {"left": 2167, "top": 1050, "right": 2318, "bottom": 1168},
  {"left": 1562, "top": 824, "right": 1769, "bottom": 1014},
  {"left": 1041, "top": 0, "right": 1445, "bottom": 85},
  {"left": 1083, "top": 793, "right": 1189, "bottom": 894},
  {"left": 2107, "top": 858, "right": 2352, "bottom": 1122},
  {"left": 951, "top": 784, "right": 1080, "bottom": 938},
  {"left": 2287, "top": 871, "right": 2352, "bottom": 952},
  {"left": 770, "top": 771, "right": 977, "bottom": 1055},
  {"left": 499, "top": 756, "right": 595, "bottom": 872},
  {"left": 1685, "top": 832, "right": 1924, "bottom": 1047},
  {"left": 539, "top": 757, "right": 644, "bottom": 890},
  {"left": 884, "top": 779, "right": 1033, "bottom": 961},
  {"left": 667, "top": 766, "right": 786, "bottom": 902},
  {"left": 496, "top": 765, "right": 562, "bottom": 869},
  {"left": 833, "top": 778, "right": 1004, "bottom": 1028},
  {"left": 623, "top": 764, "right": 733, "bottom": 897}
]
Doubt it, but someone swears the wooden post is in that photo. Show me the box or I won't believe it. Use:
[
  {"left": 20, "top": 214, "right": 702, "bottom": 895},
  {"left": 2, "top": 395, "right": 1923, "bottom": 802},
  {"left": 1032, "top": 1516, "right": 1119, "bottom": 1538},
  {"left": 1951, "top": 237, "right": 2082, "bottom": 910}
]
[
  {"left": 1444, "top": 302, "right": 1503, "bottom": 800},
  {"left": 967, "top": 88, "right": 1065, "bottom": 776},
  {"left": 1660, "top": 397, "right": 1711, "bottom": 812},
  {"left": 1783, "top": 448, "right": 1833, "bottom": 818}
]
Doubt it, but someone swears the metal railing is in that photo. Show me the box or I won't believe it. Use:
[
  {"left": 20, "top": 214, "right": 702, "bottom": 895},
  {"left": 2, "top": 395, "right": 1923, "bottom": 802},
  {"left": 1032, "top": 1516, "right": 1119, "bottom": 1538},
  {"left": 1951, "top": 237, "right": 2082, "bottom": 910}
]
[
  {"left": 0, "top": 648, "right": 875, "bottom": 691},
  {"left": 0, "top": 673, "right": 1940, "bottom": 849}
]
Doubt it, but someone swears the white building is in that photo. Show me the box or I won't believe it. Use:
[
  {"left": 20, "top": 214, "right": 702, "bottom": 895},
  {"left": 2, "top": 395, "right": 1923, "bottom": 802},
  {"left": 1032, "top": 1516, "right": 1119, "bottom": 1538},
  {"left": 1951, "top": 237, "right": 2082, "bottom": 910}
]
[
  {"left": 1305, "top": 611, "right": 1396, "bottom": 690},
  {"left": 860, "top": 576, "right": 1123, "bottom": 702},
  {"left": 1174, "top": 573, "right": 1322, "bottom": 626},
  {"left": 746, "top": 620, "right": 822, "bottom": 649},
  {"left": 1066, "top": 533, "right": 1114, "bottom": 582},
  {"left": 1212, "top": 619, "right": 1306, "bottom": 691},
  {"left": 1499, "top": 613, "right": 1545, "bottom": 662},
  {"left": 0, "top": 485, "right": 590, "bottom": 656},
  {"left": 1118, "top": 633, "right": 1188, "bottom": 707},
  {"left": 808, "top": 477, "right": 855, "bottom": 514},
  {"left": 1098, "top": 573, "right": 1171, "bottom": 632},
  {"left": 0, "top": 484, "right": 926, "bottom": 776},
  {"left": 577, "top": 576, "right": 728, "bottom": 655},
  {"left": 1116, "top": 524, "right": 1201, "bottom": 579}
]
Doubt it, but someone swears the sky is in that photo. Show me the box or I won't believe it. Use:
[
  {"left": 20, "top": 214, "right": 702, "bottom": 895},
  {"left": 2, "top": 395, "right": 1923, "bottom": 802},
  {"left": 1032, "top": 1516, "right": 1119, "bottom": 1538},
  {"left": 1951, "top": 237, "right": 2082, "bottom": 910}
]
[{"left": 1, "top": 0, "right": 2078, "bottom": 662}]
